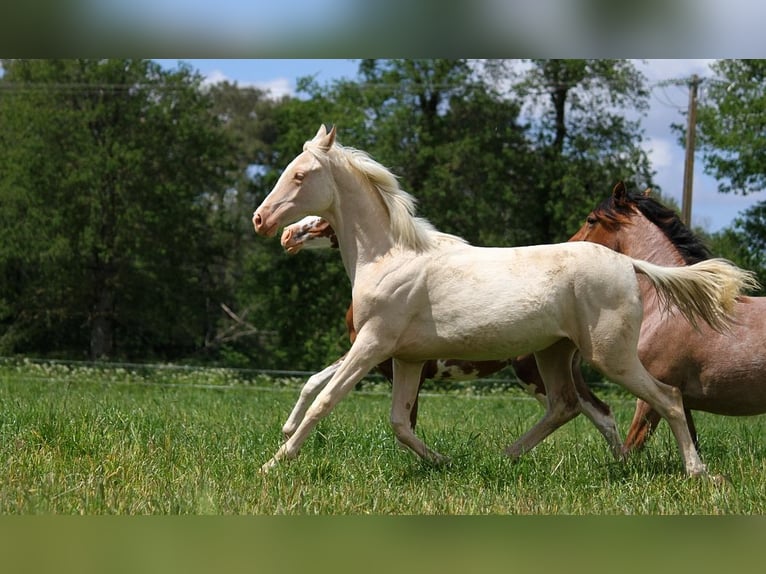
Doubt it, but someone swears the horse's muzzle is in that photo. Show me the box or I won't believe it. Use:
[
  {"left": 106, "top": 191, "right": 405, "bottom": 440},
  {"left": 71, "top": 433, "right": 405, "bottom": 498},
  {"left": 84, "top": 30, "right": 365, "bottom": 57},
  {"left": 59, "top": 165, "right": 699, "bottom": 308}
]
[{"left": 252, "top": 209, "right": 276, "bottom": 237}]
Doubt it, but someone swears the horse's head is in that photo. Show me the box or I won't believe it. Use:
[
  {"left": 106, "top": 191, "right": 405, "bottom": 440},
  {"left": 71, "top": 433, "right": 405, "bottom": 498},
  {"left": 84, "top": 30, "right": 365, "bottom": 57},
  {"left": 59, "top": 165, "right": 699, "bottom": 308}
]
[
  {"left": 281, "top": 216, "right": 338, "bottom": 255},
  {"left": 569, "top": 181, "right": 643, "bottom": 251},
  {"left": 253, "top": 124, "right": 338, "bottom": 237},
  {"left": 573, "top": 181, "right": 712, "bottom": 266}
]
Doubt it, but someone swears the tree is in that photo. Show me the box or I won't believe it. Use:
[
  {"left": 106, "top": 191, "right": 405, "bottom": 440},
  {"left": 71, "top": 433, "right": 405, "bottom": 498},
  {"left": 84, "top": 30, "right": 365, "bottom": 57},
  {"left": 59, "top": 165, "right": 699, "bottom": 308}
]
[
  {"left": 0, "top": 59, "right": 234, "bottom": 359},
  {"left": 707, "top": 203, "right": 766, "bottom": 294},
  {"left": 484, "top": 59, "right": 655, "bottom": 242},
  {"left": 693, "top": 59, "right": 766, "bottom": 195}
]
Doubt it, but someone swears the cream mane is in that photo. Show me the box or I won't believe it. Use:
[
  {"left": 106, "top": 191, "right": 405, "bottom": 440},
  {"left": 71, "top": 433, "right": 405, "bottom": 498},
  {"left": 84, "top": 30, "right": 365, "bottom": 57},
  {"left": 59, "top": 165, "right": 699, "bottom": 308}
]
[{"left": 304, "top": 140, "right": 465, "bottom": 252}]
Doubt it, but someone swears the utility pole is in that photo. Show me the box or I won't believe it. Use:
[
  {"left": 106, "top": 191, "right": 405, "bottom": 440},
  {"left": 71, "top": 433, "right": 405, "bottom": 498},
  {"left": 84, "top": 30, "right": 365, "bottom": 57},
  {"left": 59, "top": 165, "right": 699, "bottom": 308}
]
[{"left": 681, "top": 74, "right": 701, "bottom": 227}]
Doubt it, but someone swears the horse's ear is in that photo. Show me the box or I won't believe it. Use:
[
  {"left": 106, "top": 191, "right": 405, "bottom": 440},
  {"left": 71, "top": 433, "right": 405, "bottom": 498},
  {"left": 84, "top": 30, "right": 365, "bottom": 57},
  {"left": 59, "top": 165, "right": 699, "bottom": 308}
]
[
  {"left": 313, "top": 124, "right": 328, "bottom": 140},
  {"left": 612, "top": 181, "right": 628, "bottom": 203},
  {"left": 315, "top": 124, "right": 337, "bottom": 152}
]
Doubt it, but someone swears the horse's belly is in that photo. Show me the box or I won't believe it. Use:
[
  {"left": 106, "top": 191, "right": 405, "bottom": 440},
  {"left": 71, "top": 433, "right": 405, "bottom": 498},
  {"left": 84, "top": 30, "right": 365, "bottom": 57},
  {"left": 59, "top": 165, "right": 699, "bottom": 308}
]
[{"left": 394, "top": 314, "right": 564, "bottom": 361}]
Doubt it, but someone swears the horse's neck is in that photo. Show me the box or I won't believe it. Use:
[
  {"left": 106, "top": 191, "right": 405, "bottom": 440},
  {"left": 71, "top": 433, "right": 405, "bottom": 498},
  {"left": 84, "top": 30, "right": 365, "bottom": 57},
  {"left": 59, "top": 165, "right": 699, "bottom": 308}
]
[
  {"left": 618, "top": 216, "right": 687, "bottom": 267},
  {"left": 329, "top": 167, "right": 397, "bottom": 285},
  {"left": 618, "top": 216, "right": 688, "bottom": 308}
]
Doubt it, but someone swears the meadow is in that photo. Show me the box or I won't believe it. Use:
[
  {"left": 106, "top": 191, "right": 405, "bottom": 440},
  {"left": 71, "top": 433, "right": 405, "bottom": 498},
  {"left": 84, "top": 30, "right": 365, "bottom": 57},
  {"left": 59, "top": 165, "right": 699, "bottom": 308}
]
[{"left": 1, "top": 359, "right": 764, "bottom": 515}]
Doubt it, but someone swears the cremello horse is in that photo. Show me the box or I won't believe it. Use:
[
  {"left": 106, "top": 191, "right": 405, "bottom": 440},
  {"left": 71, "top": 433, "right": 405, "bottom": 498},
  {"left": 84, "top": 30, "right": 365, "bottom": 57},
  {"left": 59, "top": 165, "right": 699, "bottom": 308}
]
[
  {"left": 279, "top": 215, "right": 554, "bottom": 440},
  {"left": 253, "top": 125, "right": 756, "bottom": 476}
]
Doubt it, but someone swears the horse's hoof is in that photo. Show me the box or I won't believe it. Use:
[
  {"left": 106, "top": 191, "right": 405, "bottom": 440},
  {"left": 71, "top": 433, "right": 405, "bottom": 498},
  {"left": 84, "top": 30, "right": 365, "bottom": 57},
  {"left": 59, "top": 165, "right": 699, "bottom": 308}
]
[
  {"left": 430, "top": 454, "right": 451, "bottom": 467},
  {"left": 503, "top": 445, "right": 524, "bottom": 460},
  {"left": 259, "top": 459, "right": 278, "bottom": 475},
  {"left": 705, "top": 473, "right": 731, "bottom": 486}
]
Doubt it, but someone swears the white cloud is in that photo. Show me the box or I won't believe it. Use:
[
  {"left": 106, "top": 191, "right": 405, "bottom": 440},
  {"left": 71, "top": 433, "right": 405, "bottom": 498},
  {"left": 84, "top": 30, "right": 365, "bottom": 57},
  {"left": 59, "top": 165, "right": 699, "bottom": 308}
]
[
  {"left": 202, "top": 69, "right": 293, "bottom": 99},
  {"left": 257, "top": 78, "right": 292, "bottom": 100},
  {"left": 643, "top": 137, "right": 677, "bottom": 171},
  {"left": 203, "top": 70, "right": 230, "bottom": 86},
  {"left": 639, "top": 59, "right": 714, "bottom": 82}
]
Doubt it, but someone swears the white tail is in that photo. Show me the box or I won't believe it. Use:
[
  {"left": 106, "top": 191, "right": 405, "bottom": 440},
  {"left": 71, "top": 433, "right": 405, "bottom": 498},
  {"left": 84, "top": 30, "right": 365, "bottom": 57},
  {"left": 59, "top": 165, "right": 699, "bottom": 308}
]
[{"left": 631, "top": 258, "right": 759, "bottom": 332}]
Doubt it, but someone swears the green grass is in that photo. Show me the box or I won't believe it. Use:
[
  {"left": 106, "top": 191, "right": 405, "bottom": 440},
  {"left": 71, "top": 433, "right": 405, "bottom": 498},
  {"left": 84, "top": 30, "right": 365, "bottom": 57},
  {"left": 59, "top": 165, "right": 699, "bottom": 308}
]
[{"left": 1, "top": 359, "right": 764, "bottom": 514}]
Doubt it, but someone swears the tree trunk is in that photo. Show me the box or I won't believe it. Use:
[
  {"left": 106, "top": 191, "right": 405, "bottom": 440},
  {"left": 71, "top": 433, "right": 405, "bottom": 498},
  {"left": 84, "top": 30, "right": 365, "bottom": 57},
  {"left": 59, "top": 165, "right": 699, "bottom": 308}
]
[{"left": 90, "top": 270, "right": 115, "bottom": 360}]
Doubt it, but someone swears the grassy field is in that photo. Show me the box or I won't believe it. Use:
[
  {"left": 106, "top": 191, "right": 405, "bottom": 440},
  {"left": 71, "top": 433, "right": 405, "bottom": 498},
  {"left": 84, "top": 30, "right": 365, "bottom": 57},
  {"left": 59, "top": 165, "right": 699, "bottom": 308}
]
[{"left": 1, "top": 359, "right": 764, "bottom": 514}]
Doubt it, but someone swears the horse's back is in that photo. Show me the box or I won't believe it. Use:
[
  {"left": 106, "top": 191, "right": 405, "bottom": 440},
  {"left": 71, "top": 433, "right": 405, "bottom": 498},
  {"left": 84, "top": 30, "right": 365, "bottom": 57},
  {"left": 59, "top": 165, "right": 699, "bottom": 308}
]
[
  {"left": 382, "top": 241, "right": 642, "bottom": 361},
  {"left": 434, "top": 241, "right": 637, "bottom": 293}
]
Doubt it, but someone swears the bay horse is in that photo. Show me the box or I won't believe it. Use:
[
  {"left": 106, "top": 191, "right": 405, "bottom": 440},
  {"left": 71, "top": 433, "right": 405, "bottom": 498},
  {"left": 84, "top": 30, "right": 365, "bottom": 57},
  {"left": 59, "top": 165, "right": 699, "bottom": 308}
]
[
  {"left": 253, "top": 124, "right": 755, "bottom": 476},
  {"left": 566, "top": 182, "right": 766, "bottom": 450}
]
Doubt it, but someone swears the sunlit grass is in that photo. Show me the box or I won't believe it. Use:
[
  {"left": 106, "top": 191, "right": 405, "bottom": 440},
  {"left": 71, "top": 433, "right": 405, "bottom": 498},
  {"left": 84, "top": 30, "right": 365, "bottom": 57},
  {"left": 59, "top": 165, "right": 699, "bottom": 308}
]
[{"left": 1, "top": 360, "right": 764, "bottom": 514}]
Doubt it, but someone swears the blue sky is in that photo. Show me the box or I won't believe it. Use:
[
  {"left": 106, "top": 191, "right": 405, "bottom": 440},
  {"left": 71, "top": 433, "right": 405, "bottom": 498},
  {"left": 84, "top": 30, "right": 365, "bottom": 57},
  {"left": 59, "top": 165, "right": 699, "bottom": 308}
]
[{"left": 156, "top": 58, "right": 762, "bottom": 233}]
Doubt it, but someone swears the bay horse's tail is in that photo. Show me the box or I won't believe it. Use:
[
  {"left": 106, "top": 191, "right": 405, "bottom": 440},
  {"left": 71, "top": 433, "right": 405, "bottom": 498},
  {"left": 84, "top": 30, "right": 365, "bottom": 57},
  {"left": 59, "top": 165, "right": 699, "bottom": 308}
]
[{"left": 631, "top": 258, "right": 759, "bottom": 332}]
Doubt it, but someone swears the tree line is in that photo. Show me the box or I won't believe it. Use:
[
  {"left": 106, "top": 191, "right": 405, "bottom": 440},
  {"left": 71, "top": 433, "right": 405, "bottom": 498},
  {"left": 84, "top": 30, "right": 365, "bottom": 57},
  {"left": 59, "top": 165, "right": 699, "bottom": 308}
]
[{"left": 1, "top": 59, "right": 764, "bottom": 370}]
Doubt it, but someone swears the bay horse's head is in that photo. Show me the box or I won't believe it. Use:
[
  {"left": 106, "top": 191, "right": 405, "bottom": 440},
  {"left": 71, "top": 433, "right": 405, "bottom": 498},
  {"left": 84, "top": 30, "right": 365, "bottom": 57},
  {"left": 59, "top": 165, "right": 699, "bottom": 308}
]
[
  {"left": 569, "top": 181, "right": 647, "bottom": 251},
  {"left": 281, "top": 215, "right": 338, "bottom": 254},
  {"left": 253, "top": 124, "right": 338, "bottom": 237},
  {"left": 571, "top": 181, "right": 712, "bottom": 264}
]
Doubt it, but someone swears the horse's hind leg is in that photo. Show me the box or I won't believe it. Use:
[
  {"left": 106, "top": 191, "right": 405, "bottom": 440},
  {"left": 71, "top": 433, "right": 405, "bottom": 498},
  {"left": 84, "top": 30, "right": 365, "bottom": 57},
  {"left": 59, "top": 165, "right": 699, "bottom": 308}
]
[
  {"left": 505, "top": 339, "right": 581, "bottom": 459},
  {"left": 596, "top": 356, "right": 707, "bottom": 476}
]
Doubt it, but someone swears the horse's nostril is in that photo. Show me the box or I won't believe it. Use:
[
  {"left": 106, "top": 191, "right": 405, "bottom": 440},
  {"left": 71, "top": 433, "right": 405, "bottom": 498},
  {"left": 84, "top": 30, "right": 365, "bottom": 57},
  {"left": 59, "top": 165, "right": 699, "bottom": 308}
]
[{"left": 254, "top": 213, "right": 262, "bottom": 227}]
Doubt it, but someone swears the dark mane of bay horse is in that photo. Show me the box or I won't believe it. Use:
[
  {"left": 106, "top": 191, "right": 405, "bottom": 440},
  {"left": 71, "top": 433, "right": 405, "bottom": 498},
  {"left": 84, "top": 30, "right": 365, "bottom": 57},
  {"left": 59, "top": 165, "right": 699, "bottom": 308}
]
[{"left": 595, "top": 191, "right": 712, "bottom": 264}]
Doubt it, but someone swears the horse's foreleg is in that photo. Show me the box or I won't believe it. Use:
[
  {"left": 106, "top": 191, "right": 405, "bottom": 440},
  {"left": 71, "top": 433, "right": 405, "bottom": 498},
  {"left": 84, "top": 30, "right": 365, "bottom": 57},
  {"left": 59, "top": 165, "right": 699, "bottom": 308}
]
[
  {"left": 391, "top": 358, "right": 448, "bottom": 465},
  {"left": 685, "top": 408, "right": 699, "bottom": 450},
  {"left": 505, "top": 340, "right": 581, "bottom": 459},
  {"left": 282, "top": 355, "right": 345, "bottom": 439},
  {"left": 570, "top": 352, "right": 623, "bottom": 460},
  {"left": 260, "top": 341, "right": 386, "bottom": 473}
]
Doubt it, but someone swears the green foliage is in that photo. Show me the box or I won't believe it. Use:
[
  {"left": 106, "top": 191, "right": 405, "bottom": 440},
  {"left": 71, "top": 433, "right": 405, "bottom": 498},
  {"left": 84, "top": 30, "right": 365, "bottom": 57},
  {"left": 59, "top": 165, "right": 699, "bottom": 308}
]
[
  {"left": 695, "top": 60, "right": 766, "bottom": 195},
  {"left": 707, "top": 202, "right": 766, "bottom": 293},
  {"left": 491, "top": 59, "right": 655, "bottom": 241},
  {"left": 0, "top": 59, "right": 234, "bottom": 359}
]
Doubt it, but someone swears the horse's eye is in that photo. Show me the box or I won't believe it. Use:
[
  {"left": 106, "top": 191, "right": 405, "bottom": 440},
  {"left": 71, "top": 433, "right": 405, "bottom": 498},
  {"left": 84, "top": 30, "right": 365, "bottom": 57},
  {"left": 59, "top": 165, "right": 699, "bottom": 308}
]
[
  {"left": 586, "top": 215, "right": 598, "bottom": 225},
  {"left": 294, "top": 172, "right": 305, "bottom": 182}
]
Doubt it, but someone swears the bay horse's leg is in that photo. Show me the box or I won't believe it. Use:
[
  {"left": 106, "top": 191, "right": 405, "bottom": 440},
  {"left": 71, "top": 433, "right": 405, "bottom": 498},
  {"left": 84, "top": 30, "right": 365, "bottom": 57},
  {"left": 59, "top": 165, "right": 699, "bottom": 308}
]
[
  {"left": 569, "top": 352, "right": 623, "bottom": 460},
  {"left": 260, "top": 336, "right": 387, "bottom": 473},
  {"left": 282, "top": 354, "right": 345, "bottom": 439},
  {"left": 391, "top": 358, "right": 449, "bottom": 465},
  {"left": 685, "top": 408, "right": 699, "bottom": 450},
  {"left": 624, "top": 403, "right": 699, "bottom": 452},
  {"left": 623, "top": 399, "right": 662, "bottom": 453},
  {"left": 505, "top": 339, "right": 581, "bottom": 459}
]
